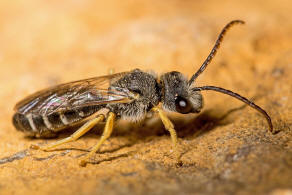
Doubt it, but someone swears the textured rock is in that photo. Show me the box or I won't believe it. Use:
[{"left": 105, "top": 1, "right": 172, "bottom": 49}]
[{"left": 0, "top": 0, "right": 291, "bottom": 194}]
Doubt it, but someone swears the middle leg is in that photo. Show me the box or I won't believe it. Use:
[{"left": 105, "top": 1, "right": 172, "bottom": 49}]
[{"left": 80, "top": 112, "right": 116, "bottom": 166}]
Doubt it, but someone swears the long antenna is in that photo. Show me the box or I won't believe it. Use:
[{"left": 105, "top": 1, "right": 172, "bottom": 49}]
[
  {"left": 188, "top": 20, "right": 245, "bottom": 85},
  {"left": 192, "top": 86, "right": 274, "bottom": 133}
]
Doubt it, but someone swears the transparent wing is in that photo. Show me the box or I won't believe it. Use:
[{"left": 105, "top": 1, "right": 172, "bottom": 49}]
[{"left": 14, "top": 72, "right": 133, "bottom": 115}]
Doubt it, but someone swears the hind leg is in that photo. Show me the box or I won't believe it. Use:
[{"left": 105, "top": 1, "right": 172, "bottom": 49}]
[{"left": 32, "top": 115, "right": 105, "bottom": 151}]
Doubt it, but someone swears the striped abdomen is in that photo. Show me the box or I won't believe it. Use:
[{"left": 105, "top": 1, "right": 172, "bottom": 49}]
[{"left": 13, "top": 105, "right": 105, "bottom": 137}]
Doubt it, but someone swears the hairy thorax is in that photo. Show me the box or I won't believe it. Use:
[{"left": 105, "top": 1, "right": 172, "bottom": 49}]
[{"left": 107, "top": 69, "right": 161, "bottom": 121}]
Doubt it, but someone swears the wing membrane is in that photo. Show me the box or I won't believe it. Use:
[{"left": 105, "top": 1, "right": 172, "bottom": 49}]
[{"left": 14, "top": 72, "right": 132, "bottom": 115}]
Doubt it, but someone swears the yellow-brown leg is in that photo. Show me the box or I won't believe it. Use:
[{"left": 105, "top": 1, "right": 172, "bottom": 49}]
[
  {"left": 79, "top": 112, "right": 115, "bottom": 167},
  {"left": 32, "top": 115, "right": 105, "bottom": 151},
  {"left": 108, "top": 68, "right": 115, "bottom": 75},
  {"left": 152, "top": 107, "right": 182, "bottom": 165}
]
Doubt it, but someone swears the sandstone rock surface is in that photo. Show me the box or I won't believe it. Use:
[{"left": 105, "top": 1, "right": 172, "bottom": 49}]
[{"left": 0, "top": 1, "right": 291, "bottom": 194}]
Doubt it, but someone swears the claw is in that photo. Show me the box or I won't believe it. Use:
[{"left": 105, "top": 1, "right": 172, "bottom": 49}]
[
  {"left": 79, "top": 159, "right": 87, "bottom": 167},
  {"left": 30, "top": 144, "right": 40, "bottom": 150}
]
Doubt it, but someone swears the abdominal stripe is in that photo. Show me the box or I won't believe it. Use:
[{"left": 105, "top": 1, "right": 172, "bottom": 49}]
[
  {"left": 26, "top": 114, "right": 37, "bottom": 132},
  {"left": 60, "top": 113, "right": 70, "bottom": 125},
  {"left": 42, "top": 115, "right": 53, "bottom": 129}
]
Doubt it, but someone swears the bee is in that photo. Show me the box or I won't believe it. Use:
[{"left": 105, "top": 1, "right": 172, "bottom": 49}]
[{"left": 12, "top": 20, "right": 273, "bottom": 167}]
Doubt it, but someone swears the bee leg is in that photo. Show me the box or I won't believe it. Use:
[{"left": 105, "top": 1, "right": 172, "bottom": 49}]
[
  {"left": 108, "top": 68, "right": 115, "bottom": 75},
  {"left": 152, "top": 107, "right": 182, "bottom": 166},
  {"left": 79, "top": 112, "right": 115, "bottom": 167},
  {"left": 32, "top": 115, "right": 105, "bottom": 151}
]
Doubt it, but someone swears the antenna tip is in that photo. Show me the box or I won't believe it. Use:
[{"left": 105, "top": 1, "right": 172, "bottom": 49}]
[{"left": 228, "top": 20, "right": 246, "bottom": 26}]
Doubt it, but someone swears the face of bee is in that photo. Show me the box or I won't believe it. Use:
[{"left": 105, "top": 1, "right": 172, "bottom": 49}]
[{"left": 160, "top": 71, "right": 203, "bottom": 114}]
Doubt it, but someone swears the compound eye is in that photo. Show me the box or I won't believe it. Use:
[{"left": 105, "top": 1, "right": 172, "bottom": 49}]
[{"left": 175, "top": 96, "right": 192, "bottom": 114}]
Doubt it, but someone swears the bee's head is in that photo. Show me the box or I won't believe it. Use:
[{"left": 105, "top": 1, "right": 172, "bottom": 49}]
[
  {"left": 160, "top": 71, "right": 203, "bottom": 114},
  {"left": 156, "top": 20, "right": 273, "bottom": 133}
]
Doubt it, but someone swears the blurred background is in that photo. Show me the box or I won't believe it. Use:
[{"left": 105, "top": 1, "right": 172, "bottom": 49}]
[{"left": 0, "top": 0, "right": 291, "bottom": 194}]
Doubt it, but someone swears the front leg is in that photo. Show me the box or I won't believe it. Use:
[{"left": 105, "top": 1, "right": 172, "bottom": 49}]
[{"left": 152, "top": 107, "right": 182, "bottom": 166}]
